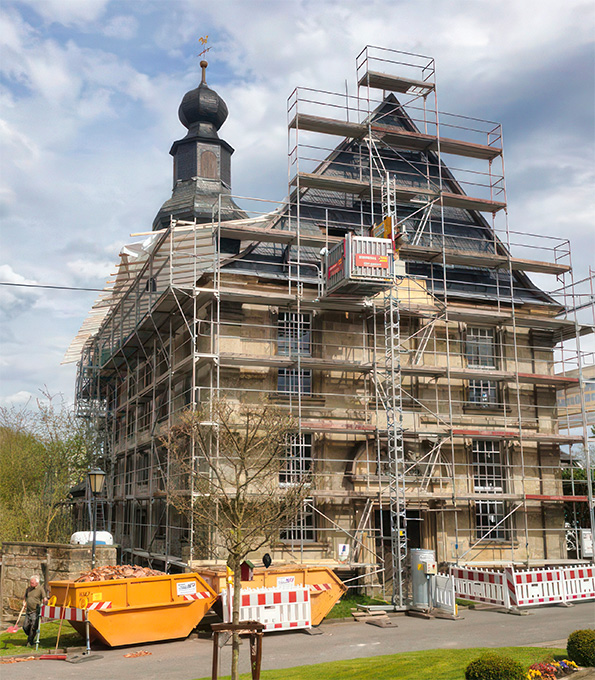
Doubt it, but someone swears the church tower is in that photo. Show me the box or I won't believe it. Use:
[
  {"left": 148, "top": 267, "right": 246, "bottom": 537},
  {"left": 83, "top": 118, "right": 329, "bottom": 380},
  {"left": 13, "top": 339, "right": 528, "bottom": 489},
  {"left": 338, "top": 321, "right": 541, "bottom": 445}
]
[{"left": 153, "top": 61, "right": 246, "bottom": 231}]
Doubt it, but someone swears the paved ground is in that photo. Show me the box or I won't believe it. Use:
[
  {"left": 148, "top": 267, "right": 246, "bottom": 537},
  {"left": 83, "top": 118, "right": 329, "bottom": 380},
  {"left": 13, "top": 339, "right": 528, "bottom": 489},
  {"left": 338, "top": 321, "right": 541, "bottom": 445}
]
[{"left": 2, "top": 602, "right": 593, "bottom": 679}]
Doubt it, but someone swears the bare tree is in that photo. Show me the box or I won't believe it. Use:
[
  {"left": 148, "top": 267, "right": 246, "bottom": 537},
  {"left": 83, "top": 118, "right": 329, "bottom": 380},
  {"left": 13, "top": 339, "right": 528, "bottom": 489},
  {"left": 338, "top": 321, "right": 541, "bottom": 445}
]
[{"left": 162, "top": 398, "right": 309, "bottom": 680}]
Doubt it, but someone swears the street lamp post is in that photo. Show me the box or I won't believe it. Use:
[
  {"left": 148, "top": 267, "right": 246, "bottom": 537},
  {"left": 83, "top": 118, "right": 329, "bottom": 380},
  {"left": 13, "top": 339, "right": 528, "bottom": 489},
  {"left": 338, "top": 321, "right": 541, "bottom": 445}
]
[{"left": 88, "top": 468, "right": 106, "bottom": 570}]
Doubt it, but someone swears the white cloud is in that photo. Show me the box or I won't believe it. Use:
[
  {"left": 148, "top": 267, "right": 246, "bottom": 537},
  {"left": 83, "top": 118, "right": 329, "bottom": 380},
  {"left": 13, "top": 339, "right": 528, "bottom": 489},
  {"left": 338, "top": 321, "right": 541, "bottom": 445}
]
[
  {"left": 0, "top": 390, "right": 36, "bottom": 406},
  {"left": 0, "top": 264, "right": 40, "bottom": 318},
  {"left": 16, "top": 0, "right": 110, "bottom": 26},
  {"left": 103, "top": 15, "right": 138, "bottom": 40},
  {"left": 67, "top": 259, "right": 113, "bottom": 281}
]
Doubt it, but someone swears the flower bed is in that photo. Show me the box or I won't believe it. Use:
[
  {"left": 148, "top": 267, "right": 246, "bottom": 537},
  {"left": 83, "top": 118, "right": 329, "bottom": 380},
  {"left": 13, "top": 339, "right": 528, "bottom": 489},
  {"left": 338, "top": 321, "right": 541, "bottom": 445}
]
[{"left": 527, "top": 660, "right": 578, "bottom": 679}]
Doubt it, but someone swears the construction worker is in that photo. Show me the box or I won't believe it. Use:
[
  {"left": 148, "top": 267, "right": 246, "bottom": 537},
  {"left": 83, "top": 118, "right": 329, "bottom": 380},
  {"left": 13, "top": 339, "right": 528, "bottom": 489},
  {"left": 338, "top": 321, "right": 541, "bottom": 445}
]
[{"left": 23, "top": 575, "right": 47, "bottom": 646}]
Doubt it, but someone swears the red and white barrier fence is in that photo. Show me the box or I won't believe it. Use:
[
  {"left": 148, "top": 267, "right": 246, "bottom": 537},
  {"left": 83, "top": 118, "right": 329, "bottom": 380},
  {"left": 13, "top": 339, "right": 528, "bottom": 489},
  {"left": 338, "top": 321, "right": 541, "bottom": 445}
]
[
  {"left": 433, "top": 573, "right": 457, "bottom": 616},
  {"left": 562, "top": 566, "right": 595, "bottom": 602},
  {"left": 451, "top": 564, "right": 595, "bottom": 610},
  {"left": 40, "top": 605, "right": 87, "bottom": 622},
  {"left": 451, "top": 567, "right": 508, "bottom": 607},
  {"left": 221, "top": 586, "right": 311, "bottom": 632}
]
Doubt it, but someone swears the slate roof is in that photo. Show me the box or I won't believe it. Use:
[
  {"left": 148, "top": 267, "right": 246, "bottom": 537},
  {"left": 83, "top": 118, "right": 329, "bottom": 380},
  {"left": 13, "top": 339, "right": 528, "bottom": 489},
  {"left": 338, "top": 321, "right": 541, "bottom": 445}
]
[{"left": 223, "top": 96, "right": 554, "bottom": 307}]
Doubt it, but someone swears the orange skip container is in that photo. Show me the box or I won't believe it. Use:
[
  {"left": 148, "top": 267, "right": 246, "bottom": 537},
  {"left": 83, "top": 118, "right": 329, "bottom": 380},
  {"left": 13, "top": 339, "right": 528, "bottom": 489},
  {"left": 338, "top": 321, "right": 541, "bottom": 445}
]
[{"left": 48, "top": 572, "right": 217, "bottom": 647}]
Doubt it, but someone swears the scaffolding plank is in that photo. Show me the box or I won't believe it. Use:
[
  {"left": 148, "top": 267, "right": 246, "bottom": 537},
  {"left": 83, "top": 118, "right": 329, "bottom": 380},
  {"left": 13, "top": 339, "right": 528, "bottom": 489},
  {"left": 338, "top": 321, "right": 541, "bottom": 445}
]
[
  {"left": 292, "top": 173, "right": 505, "bottom": 212},
  {"left": 291, "top": 172, "right": 370, "bottom": 195},
  {"left": 292, "top": 172, "right": 436, "bottom": 202},
  {"left": 218, "top": 224, "right": 566, "bottom": 275},
  {"left": 526, "top": 494, "right": 589, "bottom": 502},
  {"left": 358, "top": 70, "right": 435, "bottom": 94},
  {"left": 399, "top": 244, "right": 570, "bottom": 275},
  {"left": 440, "top": 191, "right": 506, "bottom": 213},
  {"left": 451, "top": 429, "right": 584, "bottom": 444},
  {"left": 289, "top": 113, "right": 367, "bottom": 140},
  {"left": 289, "top": 114, "right": 502, "bottom": 160}
]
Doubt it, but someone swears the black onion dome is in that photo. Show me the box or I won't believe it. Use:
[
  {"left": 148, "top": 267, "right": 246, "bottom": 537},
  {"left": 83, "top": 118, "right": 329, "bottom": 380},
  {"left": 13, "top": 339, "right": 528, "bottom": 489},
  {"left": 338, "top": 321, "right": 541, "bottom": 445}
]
[{"left": 178, "top": 61, "right": 228, "bottom": 137}]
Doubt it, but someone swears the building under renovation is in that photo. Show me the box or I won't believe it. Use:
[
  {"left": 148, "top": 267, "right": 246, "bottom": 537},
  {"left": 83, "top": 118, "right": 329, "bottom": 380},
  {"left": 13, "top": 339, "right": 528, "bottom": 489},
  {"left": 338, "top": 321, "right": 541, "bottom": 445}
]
[{"left": 66, "top": 47, "right": 594, "bottom": 600}]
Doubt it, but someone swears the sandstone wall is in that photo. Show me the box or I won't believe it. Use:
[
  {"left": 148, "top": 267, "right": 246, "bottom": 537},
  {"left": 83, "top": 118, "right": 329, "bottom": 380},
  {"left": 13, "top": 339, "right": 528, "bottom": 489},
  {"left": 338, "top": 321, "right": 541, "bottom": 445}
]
[{"left": 0, "top": 541, "right": 117, "bottom": 623}]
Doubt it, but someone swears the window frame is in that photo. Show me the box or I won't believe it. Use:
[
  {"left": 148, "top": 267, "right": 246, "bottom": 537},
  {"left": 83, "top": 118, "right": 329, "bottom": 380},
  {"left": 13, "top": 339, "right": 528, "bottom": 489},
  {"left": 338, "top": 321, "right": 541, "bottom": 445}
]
[
  {"left": 472, "top": 440, "right": 509, "bottom": 541},
  {"left": 277, "top": 368, "right": 312, "bottom": 396},
  {"left": 280, "top": 499, "right": 316, "bottom": 543},
  {"left": 280, "top": 433, "right": 313, "bottom": 487},
  {"left": 465, "top": 327, "right": 499, "bottom": 409}
]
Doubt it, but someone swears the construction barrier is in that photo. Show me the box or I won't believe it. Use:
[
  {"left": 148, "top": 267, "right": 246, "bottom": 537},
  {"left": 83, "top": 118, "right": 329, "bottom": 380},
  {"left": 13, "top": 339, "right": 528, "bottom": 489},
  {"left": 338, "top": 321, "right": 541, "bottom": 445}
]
[
  {"left": 505, "top": 567, "right": 565, "bottom": 607},
  {"left": 41, "top": 605, "right": 87, "bottom": 622},
  {"left": 562, "top": 566, "right": 595, "bottom": 602},
  {"left": 221, "top": 586, "right": 311, "bottom": 632},
  {"left": 195, "top": 565, "right": 346, "bottom": 625},
  {"left": 433, "top": 573, "right": 457, "bottom": 616},
  {"left": 40, "top": 604, "right": 91, "bottom": 653},
  {"left": 451, "top": 567, "right": 508, "bottom": 607},
  {"left": 451, "top": 564, "right": 595, "bottom": 610}
]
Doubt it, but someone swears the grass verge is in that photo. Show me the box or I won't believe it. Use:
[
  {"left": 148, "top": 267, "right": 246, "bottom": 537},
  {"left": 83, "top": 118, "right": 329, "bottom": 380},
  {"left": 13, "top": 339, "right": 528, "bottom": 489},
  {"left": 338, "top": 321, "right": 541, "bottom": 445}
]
[
  {"left": 195, "top": 646, "right": 567, "bottom": 680},
  {"left": 0, "top": 621, "right": 84, "bottom": 656},
  {"left": 325, "top": 593, "right": 390, "bottom": 619}
]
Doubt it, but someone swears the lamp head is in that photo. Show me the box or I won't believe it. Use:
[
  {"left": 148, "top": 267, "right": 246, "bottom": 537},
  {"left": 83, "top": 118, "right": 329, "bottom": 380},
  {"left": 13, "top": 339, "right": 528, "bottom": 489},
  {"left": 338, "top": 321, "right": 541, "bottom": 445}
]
[{"left": 88, "top": 468, "right": 106, "bottom": 495}]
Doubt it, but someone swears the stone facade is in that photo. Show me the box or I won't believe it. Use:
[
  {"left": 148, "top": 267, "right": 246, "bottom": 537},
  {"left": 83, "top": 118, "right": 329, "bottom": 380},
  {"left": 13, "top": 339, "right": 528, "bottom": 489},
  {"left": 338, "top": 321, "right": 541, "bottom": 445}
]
[{"left": 0, "top": 541, "right": 116, "bottom": 623}]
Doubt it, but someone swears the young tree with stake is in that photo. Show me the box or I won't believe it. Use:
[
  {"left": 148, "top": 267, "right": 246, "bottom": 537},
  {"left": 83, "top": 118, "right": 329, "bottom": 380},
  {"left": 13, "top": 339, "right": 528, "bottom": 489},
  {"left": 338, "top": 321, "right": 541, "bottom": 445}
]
[{"left": 162, "top": 398, "right": 309, "bottom": 680}]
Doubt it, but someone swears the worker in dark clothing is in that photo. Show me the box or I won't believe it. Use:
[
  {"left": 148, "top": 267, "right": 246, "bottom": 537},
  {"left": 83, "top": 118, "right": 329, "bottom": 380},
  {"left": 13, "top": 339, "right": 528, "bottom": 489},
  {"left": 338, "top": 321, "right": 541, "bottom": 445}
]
[{"left": 23, "top": 575, "right": 47, "bottom": 646}]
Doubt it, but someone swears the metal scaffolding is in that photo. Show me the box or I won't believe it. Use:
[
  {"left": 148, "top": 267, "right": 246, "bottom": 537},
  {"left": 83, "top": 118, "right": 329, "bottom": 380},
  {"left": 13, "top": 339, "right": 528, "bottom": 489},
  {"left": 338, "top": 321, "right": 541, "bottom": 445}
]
[{"left": 66, "top": 47, "right": 594, "bottom": 597}]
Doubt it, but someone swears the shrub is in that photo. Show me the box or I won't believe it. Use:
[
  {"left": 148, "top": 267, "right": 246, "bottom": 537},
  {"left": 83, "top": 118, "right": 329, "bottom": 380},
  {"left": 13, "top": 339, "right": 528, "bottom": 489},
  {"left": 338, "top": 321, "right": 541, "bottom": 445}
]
[
  {"left": 465, "top": 652, "right": 526, "bottom": 680},
  {"left": 567, "top": 628, "right": 595, "bottom": 667}
]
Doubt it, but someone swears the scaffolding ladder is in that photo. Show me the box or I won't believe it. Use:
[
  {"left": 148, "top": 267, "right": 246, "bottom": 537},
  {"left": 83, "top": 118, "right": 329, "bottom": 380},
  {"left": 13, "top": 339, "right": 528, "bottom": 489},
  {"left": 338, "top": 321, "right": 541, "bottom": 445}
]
[{"left": 376, "top": 285, "right": 407, "bottom": 607}]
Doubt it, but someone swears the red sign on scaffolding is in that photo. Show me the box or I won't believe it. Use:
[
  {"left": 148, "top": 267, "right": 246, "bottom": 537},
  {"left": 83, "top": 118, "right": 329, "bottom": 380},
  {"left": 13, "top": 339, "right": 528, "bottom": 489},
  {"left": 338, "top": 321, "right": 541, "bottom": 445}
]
[
  {"left": 328, "top": 257, "right": 344, "bottom": 278},
  {"left": 355, "top": 253, "right": 389, "bottom": 269}
]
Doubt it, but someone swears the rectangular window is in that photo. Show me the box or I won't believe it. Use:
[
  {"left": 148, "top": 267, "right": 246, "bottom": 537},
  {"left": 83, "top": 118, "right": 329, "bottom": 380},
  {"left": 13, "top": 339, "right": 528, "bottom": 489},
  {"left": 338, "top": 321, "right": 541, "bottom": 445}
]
[
  {"left": 278, "top": 312, "right": 311, "bottom": 356},
  {"left": 468, "top": 379, "right": 498, "bottom": 408},
  {"left": 137, "top": 450, "right": 149, "bottom": 488},
  {"left": 466, "top": 327, "right": 496, "bottom": 368},
  {"left": 473, "top": 440, "right": 507, "bottom": 540},
  {"left": 466, "top": 327, "right": 498, "bottom": 408},
  {"left": 280, "top": 499, "right": 315, "bottom": 542},
  {"left": 277, "top": 368, "right": 312, "bottom": 395},
  {"left": 280, "top": 434, "right": 312, "bottom": 486}
]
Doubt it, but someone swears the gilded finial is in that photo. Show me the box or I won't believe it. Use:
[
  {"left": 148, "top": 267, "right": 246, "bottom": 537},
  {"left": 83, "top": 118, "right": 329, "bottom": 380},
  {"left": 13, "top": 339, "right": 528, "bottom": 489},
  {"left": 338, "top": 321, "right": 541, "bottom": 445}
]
[{"left": 197, "top": 35, "right": 211, "bottom": 85}]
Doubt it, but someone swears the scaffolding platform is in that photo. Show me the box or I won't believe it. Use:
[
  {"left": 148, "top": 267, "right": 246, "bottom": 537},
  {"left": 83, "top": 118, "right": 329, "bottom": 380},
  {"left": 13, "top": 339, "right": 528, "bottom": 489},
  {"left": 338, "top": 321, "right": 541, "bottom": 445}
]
[
  {"left": 289, "top": 113, "right": 502, "bottom": 161},
  {"left": 358, "top": 70, "right": 435, "bottom": 95}
]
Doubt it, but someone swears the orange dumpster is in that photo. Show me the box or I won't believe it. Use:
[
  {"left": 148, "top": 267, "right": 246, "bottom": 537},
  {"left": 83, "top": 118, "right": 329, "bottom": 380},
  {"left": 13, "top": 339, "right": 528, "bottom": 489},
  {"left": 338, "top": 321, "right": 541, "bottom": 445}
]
[
  {"left": 197, "top": 565, "right": 346, "bottom": 626},
  {"left": 48, "top": 572, "right": 217, "bottom": 647}
]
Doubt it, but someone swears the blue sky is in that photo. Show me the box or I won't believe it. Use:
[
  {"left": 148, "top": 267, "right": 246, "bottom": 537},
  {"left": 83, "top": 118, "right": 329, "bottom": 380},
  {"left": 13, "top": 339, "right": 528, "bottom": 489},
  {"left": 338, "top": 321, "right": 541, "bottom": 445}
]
[{"left": 0, "top": 0, "right": 594, "bottom": 406}]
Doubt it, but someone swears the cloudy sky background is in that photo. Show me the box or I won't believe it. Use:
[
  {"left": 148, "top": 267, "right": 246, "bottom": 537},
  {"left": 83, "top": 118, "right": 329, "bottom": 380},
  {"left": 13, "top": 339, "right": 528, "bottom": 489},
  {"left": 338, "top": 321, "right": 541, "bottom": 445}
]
[{"left": 1, "top": 0, "right": 594, "bottom": 407}]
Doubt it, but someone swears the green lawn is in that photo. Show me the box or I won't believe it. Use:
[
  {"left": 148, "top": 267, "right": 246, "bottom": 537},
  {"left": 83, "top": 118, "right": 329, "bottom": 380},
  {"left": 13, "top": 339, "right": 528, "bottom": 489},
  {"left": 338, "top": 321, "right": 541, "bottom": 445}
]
[
  {"left": 325, "top": 593, "right": 390, "bottom": 619},
  {"left": 196, "top": 646, "right": 566, "bottom": 680},
  {"left": 0, "top": 621, "right": 84, "bottom": 656}
]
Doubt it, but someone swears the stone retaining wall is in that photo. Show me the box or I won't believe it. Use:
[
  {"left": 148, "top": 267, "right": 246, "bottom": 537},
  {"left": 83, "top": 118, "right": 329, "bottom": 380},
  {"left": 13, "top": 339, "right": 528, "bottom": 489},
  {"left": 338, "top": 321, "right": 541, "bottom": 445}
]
[{"left": 0, "top": 541, "right": 117, "bottom": 623}]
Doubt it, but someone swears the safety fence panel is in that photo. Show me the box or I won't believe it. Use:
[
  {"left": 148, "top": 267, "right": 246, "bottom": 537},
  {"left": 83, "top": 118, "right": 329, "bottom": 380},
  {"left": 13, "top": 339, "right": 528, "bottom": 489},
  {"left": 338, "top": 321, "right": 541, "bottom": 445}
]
[
  {"left": 221, "top": 586, "right": 311, "bottom": 632},
  {"left": 507, "top": 567, "right": 565, "bottom": 607},
  {"left": 40, "top": 605, "right": 87, "bottom": 622},
  {"left": 562, "top": 566, "right": 595, "bottom": 602},
  {"left": 451, "top": 567, "right": 508, "bottom": 607},
  {"left": 453, "top": 565, "right": 595, "bottom": 610},
  {"left": 433, "top": 574, "right": 456, "bottom": 615}
]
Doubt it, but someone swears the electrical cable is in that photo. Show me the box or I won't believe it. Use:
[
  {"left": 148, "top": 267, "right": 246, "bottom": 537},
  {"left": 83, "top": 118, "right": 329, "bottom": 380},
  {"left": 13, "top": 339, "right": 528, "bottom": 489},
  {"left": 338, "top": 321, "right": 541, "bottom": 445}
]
[{"left": 0, "top": 281, "right": 106, "bottom": 292}]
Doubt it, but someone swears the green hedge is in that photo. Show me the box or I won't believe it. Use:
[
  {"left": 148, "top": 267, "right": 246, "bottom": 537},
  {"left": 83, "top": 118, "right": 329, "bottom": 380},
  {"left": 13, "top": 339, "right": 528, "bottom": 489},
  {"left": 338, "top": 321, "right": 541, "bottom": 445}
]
[
  {"left": 465, "top": 652, "right": 526, "bottom": 680},
  {"left": 567, "top": 629, "right": 595, "bottom": 667}
]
